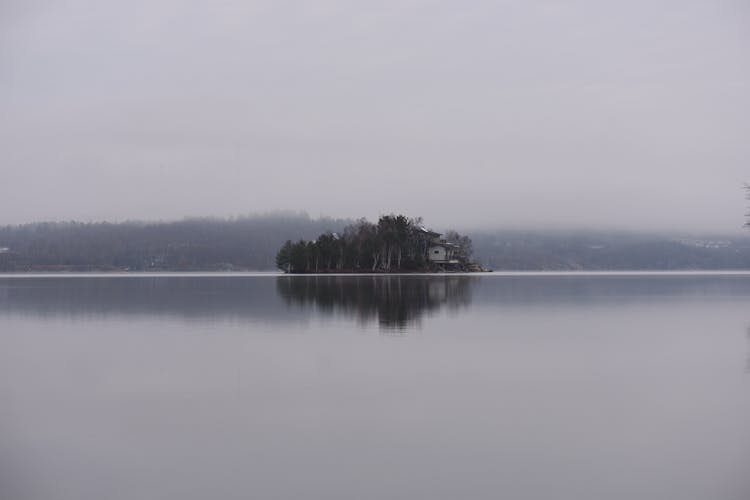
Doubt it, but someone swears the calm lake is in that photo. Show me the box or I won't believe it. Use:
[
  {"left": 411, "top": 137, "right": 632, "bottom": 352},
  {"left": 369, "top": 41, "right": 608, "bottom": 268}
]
[{"left": 1, "top": 273, "right": 749, "bottom": 500}]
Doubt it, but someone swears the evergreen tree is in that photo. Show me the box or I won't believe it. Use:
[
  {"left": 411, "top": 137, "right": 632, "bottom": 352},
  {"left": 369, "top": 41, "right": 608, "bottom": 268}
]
[{"left": 275, "top": 240, "right": 293, "bottom": 272}]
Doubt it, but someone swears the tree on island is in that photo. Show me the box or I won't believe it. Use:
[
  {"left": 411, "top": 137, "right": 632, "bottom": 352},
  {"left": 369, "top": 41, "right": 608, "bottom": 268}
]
[{"left": 275, "top": 214, "right": 473, "bottom": 273}]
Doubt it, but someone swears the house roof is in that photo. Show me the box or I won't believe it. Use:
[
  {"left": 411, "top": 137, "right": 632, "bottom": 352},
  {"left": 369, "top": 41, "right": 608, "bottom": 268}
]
[
  {"left": 417, "top": 226, "right": 441, "bottom": 237},
  {"left": 429, "top": 241, "right": 460, "bottom": 249}
]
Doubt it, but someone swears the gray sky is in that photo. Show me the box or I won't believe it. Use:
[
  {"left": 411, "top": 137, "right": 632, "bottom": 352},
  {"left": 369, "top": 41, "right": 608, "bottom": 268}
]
[{"left": 2, "top": 0, "right": 749, "bottom": 233}]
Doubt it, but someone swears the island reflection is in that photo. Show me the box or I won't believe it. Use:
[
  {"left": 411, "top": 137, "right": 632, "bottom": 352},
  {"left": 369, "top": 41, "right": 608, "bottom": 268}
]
[{"left": 276, "top": 275, "right": 475, "bottom": 330}]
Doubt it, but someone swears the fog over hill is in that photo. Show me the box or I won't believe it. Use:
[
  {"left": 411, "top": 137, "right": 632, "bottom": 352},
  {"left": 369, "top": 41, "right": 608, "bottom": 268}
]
[{"left": 1, "top": 213, "right": 749, "bottom": 271}]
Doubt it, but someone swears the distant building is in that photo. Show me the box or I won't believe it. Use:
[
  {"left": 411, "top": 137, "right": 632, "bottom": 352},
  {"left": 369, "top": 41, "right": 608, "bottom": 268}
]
[
  {"left": 428, "top": 241, "right": 460, "bottom": 264},
  {"left": 673, "top": 238, "right": 732, "bottom": 249},
  {"left": 417, "top": 226, "right": 461, "bottom": 266}
]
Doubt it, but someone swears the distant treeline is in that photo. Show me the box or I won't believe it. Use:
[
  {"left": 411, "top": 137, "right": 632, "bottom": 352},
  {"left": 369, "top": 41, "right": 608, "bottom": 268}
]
[
  {"left": 0, "top": 213, "right": 749, "bottom": 271},
  {"left": 275, "top": 215, "right": 473, "bottom": 273},
  {"left": 0, "top": 213, "right": 348, "bottom": 271},
  {"left": 471, "top": 231, "right": 750, "bottom": 270}
]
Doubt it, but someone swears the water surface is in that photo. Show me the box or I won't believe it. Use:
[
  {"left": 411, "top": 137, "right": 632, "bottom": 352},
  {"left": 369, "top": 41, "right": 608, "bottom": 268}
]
[{"left": 1, "top": 274, "right": 748, "bottom": 500}]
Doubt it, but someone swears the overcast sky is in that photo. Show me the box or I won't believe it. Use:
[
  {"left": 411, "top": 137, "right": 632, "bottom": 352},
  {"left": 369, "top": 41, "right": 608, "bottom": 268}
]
[{"left": 1, "top": 0, "right": 748, "bottom": 233}]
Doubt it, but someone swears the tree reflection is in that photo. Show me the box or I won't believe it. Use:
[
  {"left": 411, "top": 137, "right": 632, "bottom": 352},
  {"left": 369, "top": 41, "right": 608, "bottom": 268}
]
[{"left": 276, "top": 275, "right": 475, "bottom": 330}]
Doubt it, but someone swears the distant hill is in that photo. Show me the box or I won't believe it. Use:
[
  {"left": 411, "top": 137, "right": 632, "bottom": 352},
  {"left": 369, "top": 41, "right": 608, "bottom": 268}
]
[
  {"left": 1, "top": 214, "right": 749, "bottom": 271},
  {"left": 471, "top": 230, "right": 750, "bottom": 270},
  {"left": 0, "top": 213, "right": 350, "bottom": 271}
]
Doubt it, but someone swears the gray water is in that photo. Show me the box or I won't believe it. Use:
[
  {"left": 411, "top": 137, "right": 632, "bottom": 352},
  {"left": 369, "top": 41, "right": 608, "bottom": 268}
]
[{"left": 1, "top": 273, "right": 749, "bottom": 500}]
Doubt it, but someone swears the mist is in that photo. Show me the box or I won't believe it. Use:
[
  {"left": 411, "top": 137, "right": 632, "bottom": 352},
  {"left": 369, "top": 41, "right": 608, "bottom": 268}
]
[{"left": 2, "top": 0, "right": 748, "bottom": 233}]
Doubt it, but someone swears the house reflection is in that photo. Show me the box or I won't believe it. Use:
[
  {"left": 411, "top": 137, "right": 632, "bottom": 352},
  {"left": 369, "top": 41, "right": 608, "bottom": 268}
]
[{"left": 276, "top": 275, "right": 475, "bottom": 330}]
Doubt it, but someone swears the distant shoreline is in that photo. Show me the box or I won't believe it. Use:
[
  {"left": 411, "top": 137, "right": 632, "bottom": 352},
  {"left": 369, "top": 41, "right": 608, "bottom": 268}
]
[
  {"left": 3, "top": 215, "right": 749, "bottom": 273},
  {"left": 3, "top": 270, "right": 750, "bottom": 278}
]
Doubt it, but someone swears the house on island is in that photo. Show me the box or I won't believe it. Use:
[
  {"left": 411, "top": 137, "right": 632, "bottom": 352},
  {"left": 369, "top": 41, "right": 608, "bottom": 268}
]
[{"left": 417, "top": 226, "right": 462, "bottom": 268}]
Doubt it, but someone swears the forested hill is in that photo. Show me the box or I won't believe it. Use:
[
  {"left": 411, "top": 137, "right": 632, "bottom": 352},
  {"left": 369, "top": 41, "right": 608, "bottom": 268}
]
[
  {"left": 0, "top": 213, "right": 349, "bottom": 271},
  {"left": 1, "top": 214, "right": 749, "bottom": 271},
  {"left": 471, "top": 230, "right": 750, "bottom": 270}
]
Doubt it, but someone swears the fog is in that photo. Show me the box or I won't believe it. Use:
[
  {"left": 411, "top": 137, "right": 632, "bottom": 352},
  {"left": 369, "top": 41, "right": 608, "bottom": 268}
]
[{"left": 1, "top": 0, "right": 748, "bottom": 233}]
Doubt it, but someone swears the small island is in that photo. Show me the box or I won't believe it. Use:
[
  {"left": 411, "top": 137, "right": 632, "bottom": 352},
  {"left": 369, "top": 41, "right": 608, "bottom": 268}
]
[{"left": 276, "top": 214, "right": 482, "bottom": 273}]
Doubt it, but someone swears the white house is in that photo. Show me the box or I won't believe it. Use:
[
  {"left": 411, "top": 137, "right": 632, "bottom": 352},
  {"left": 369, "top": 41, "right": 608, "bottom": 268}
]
[
  {"left": 428, "top": 241, "right": 460, "bottom": 264},
  {"left": 417, "top": 226, "right": 461, "bottom": 265}
]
